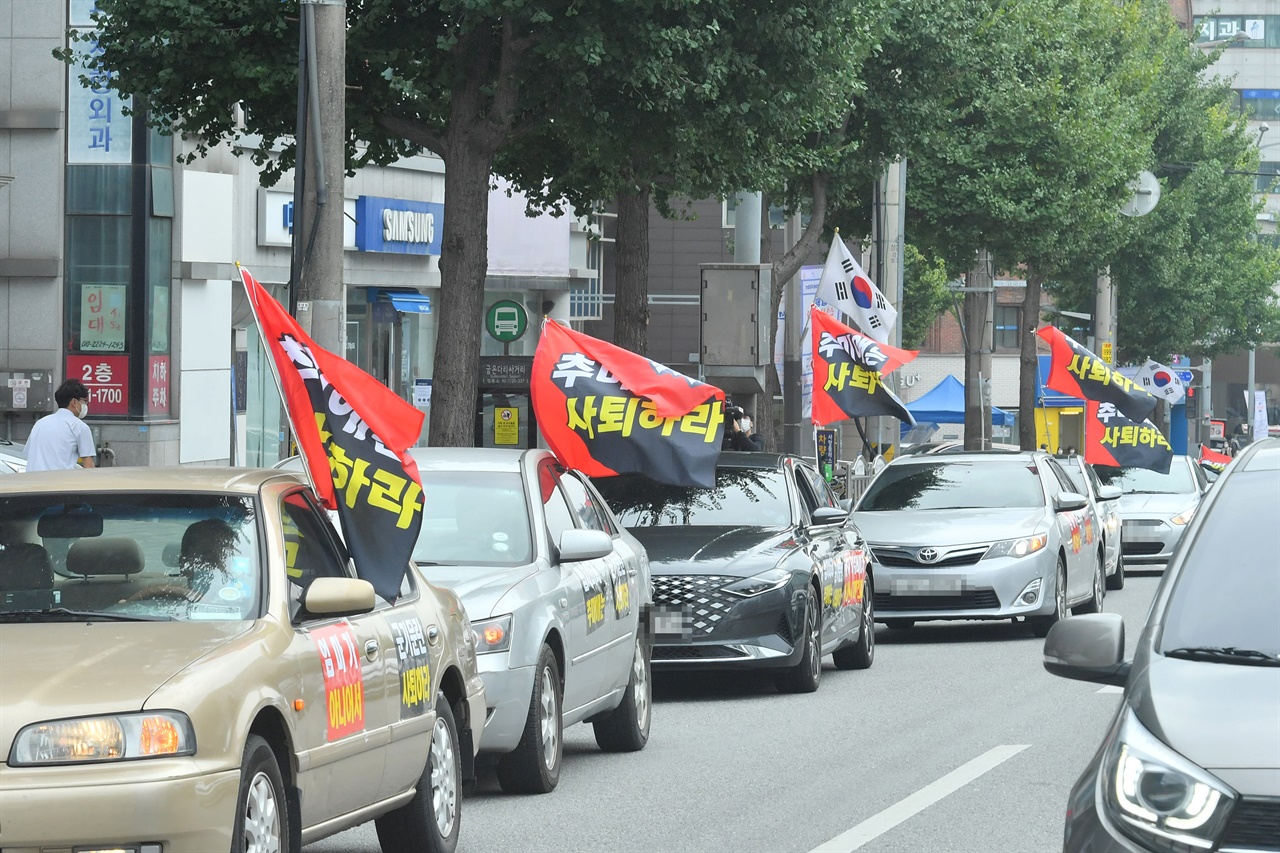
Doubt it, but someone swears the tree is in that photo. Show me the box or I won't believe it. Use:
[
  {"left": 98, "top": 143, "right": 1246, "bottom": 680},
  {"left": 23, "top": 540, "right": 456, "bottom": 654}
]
[{"left": 901, "top": 244, "right": 952, "bottom": 349}]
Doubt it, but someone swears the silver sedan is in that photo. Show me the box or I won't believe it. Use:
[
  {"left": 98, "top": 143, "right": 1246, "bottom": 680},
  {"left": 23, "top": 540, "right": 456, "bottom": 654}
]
[
  {"left": 408, "top": 447, "right": 653, "bottom": 795},
  {"left": 1093, "top": 456, "right": 1208, "bottom": 566}
]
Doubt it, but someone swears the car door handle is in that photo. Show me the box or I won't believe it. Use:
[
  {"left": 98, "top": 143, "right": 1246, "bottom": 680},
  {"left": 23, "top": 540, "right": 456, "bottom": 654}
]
[
  {"left": 427, "top": 625, "right": 441, "bottom": 645},
  {"left": 627, "top": 567, "right": 637, "bottom": 578},
  {"left": 558, "top": 597, "right": 569, "bottom": 609},
  {"left": 364, "top": 639, "right": 379, "bottom": 661}
]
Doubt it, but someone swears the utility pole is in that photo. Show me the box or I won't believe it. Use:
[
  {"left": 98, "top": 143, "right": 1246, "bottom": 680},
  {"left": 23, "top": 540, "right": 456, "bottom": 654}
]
[
  {"left": 963, "top": 249, "right": 993, "bottom": 450},
  {"left": 293, "top": 0, "right": 346, "bottom": 356},
  {"left": 783, "top": 212, "right": 803, "bottom": 454},
  {"left": 885, "top": 159, "right": 907, "bottom": 456},
  {"left": 1095, "top": 266, "right": 1115, "bottom": 364}
]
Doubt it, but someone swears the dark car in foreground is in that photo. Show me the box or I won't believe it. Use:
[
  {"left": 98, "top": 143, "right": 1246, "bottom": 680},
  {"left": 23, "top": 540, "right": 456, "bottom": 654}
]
[
  {"left": 592, "top": 453, "right": 874, "bottom": 693},
  {"left": 1043, "top": 439, "right": 1280, "bottom": 853}
]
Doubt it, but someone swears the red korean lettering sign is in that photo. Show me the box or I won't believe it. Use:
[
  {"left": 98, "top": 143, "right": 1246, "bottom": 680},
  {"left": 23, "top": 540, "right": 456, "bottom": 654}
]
[
  {"left": 65, "top": 355, "right": 130, "bottom": 416},
  {"left": 147, "top": 355, "right": 170, "bottom": 416},
  {"left": 310, "top": 624, "right": 365, "bottom": 741}
]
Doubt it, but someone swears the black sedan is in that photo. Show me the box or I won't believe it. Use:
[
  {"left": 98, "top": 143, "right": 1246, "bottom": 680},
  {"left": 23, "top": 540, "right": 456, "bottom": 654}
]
[{"left": 592, "top": 453, "right": 874, "bottom": 693}]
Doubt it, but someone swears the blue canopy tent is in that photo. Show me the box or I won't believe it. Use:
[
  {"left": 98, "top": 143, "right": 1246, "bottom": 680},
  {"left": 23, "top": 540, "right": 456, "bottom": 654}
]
[{"left": 900, "top": 375, "right": 1013, "bottom": 436}]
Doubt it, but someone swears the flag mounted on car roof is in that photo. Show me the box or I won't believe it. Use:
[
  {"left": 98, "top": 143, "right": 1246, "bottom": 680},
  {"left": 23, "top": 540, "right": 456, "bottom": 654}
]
[
  {"left": 1037, "top": 326, "right": 1158, "bottom": 423},
  {"left": 1198, "top": 443, "right": 1231, "bottom": 472},
  {"left": 239, "top": 265, "right": 424, "bottom": 600},
  {"left": 531, "top": 320, "right": 725, "bottom": 488},
  {"left": 1083, "top": 400, "right": 1173, "bottom": 474},
  {"left": 810, "top": 307, "right": 916, "bottom": 427}
]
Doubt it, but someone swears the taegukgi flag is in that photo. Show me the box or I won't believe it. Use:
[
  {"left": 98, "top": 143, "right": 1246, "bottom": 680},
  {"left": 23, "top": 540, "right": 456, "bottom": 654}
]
[
  {"left": 1084, "top": 400, "right": 1173, "bottom": 474},
  {"left": 810, "top": 307, "right": 916, "bottom": 427},
  {"left": 531, "top": 320, "right": 726, "bottom": 488},
  {"left": 240, "top": 265, "right": 425, "bottom": 600},
  {"left": 1037, "top": 326, "right": 1159, "bottom": 423},
  {"left": 1133, "top": 359, "right": 1186, "bottom": 405},
  {"left": 815, "top": 232, "right": 897, "bottom": 344}
]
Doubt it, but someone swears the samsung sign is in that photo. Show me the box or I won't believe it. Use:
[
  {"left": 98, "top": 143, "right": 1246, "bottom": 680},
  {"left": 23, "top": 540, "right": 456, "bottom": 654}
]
[{"left": 356, "top": 196, "right": 445, "bottom": 255}]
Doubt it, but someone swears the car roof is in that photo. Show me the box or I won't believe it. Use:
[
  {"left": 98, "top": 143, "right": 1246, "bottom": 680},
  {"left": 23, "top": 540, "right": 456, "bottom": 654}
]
[
  {"left": 716, "top": 451, "right": 791, "bottom": 469},
  {"left": 1, "top": 466, "right": 296, "bottom": 494},
  {"left": 407, "top": 446, "right": 548, "bottom": 474},
  {"left": 891, "top": 450, "right": 1041, "bottom": 464},
  {"left": 1238, "top": 437, "right": 1280, "bottom": 472}
]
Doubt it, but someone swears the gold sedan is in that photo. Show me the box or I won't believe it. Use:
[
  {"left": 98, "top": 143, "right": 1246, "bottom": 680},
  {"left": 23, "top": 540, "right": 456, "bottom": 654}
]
[{"left": 0, "top": 467, "right": 485, "bottom": 853}]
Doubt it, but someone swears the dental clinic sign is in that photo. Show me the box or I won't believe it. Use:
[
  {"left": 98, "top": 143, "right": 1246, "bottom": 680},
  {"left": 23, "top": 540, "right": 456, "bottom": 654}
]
[{"left": 355, "top": 196, "right": 444, "bottom": 256}]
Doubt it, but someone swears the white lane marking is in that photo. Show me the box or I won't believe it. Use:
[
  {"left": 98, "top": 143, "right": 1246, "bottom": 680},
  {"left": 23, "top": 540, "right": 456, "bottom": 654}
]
[
  {"left": 808, "top": 744, "right": 1031, "bottom": 853},
  {"left": 1096, "top": 685, "right": 1124, "bottom": 694}
]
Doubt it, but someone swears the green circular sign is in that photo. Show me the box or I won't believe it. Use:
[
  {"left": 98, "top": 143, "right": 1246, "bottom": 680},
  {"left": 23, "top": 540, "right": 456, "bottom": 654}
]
[{"left": 485, "top": 299, "right": 529, "bottom": 343}]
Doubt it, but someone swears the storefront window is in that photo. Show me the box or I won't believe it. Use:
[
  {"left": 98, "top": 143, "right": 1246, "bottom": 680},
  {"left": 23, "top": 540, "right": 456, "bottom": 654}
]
[{"left": 65, "top": 215, "right": 130, "bottom": 353}]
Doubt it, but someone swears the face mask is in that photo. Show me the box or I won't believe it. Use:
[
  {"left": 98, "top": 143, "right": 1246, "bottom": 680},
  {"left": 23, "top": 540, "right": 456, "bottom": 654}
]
[
  {"left": 740, "top": 416, "right": 751, "bottom": 432},
  {"left": 76, "top": 400, "right": 89, "bottom": 419}
]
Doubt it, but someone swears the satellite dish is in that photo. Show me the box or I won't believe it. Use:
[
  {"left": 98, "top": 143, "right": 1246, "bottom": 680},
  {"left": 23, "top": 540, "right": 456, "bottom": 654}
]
[{"left": 1120, "top": 170, "right": 1161, "bottom": 217}]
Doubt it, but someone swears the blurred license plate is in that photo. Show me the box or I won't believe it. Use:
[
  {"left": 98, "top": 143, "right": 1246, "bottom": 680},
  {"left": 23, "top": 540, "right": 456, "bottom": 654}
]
[
  {"left": 650, "top": 607, "right": 690, "bottom": 638},
  {"left": 891, "top": 576, "right": 962, "bottom": 595}
]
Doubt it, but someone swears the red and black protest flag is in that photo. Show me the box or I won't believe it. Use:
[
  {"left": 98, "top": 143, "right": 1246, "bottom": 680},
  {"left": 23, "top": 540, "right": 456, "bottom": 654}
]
[
  {"left": 531, "top": 321, "right": 726, "bottom": 488},
  {"left": 810, "top": 307, "right": 917, "bottom": 427},
  {"left": 1199, "top": 443, "right": 1232, "bottom": 472},
  {"left": 1083, "top": 400, "right": 1173, "bottom": 474},
  {"left": 240, "top": 266, "right": 424, "bottom": 600},
  {"left": 1037, "top": 326, "right": 1158, "bottom": 423}
]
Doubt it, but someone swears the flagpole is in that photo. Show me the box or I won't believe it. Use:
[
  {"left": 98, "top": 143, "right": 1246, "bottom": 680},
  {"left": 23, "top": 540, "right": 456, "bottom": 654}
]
[{"left": 237, "top": 263, "right": 323, "bottom": 500}]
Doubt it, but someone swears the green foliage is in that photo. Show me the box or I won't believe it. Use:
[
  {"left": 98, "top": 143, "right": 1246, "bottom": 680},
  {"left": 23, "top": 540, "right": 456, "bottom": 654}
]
[{"left": 901, "top": 244, "right": 953, "bottom": 349}]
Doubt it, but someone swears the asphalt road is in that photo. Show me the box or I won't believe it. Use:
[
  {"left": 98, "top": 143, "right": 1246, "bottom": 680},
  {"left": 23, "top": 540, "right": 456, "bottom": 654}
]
[{"left": 307, "top": 569, "right": 1163, "bottom": 853}]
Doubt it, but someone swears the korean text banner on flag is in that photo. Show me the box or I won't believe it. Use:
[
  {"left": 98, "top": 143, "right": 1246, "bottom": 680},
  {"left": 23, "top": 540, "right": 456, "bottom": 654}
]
[
  {"left": 1199, "top": 444, "right": 1231, "bottom": 472},
  {"left": 815, "top": 233, "right": 898, "bottom": 344},
  {"left": 1084, "top": 400, "right": 1173, "bottom": 474},
  {"left": 1037, "top": 326, "right": 1158, "bottom": 423},
  {"left": 810, "top": 307, "right": 916, "bottom": 427},
  {"left": 1133, "top": 359, "right": 1186, "bottom": 405},
  {"left": 531, "top": 321, "right": 726, "bottom": 488},
  {"left": 240, "top": 266, "right": 425, "bottom": 600}
]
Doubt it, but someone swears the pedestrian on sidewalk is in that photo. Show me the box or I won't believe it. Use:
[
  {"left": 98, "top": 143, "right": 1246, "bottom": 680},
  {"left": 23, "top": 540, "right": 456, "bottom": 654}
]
[{"left": 24, "top": 379, "right": 97, "bottom": 472}]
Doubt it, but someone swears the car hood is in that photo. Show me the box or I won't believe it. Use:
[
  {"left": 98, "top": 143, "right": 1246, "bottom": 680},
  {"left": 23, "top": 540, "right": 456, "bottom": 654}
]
[
  {"left": 0, "top": 621, "right": 251, "bottom": 752},
  {"left": 1117, "top": 492, "right": 1199, "bottom": 516},
  {"left": 415, "top": 563, "right": 538, "bottom": 620},
  {"left": 851, "top": 508, "right": 1045, "bottom": 547},
  {"left": 627, "top": 526, "right": 792, "bottom": 577},
  {"left": 1135, "top": 654, "right": 1280, "bottom": 772}
]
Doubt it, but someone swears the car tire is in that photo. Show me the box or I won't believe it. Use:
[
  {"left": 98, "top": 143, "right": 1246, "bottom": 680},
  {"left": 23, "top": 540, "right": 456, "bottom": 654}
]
[
  {"left": 593, "top": 637, "right": 651, "bottom": 752},
  {"left": 232, "top": 735, "right": 290, "bottom": 853},
  {"left": 833, "top": 575, "right": 874, "bottom": 670},
  {"left": 776, "top": 586, "right": 822, "bottom": 694},
  {"left": 375, "top": 697, "right": 461, "bottom": 853},
  {"left": 497, "top": 644, "right": 562, "bottom": 794},
  {"left": 1106, "top": 549, "right": 1126, "bottom": 591},
  {"left": 883, "top": 618, "right": 914, "bottom": 631},
  {"left": 1029, "top": 555, "right": 1067, "bottom": 638},
  {"left": 1073, "top": 551, "right": 1105, "bottom": 616}
]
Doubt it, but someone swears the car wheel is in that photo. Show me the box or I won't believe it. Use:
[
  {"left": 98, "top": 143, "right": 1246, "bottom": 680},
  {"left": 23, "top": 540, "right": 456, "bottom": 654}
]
[
  {"left": 497, "top": 644, "right": 562, "bottom": 794},
  {"left": 1073, "top": 551, "right": 1105, "bottom": 616},
  {"left": 593, "top": 636, "right": 651, "bottom": 752},
  {"left": 1106, "top": 549, "right": 1126, "bottom": 591},
  {"left": 776, "top": 586, "right": 822, "bottom": 694},
  {"left": 375, "top": 697, "right": 461, "bottom": 853},
  {"left": 232, "top": 735, "right": 290, "bottom": 853},
  {"left": 883, "top": 618, "right": 915, "bottom": 631},
  {"left": 833, "top": 575, "right": 874, "bottom": 670},
  {"left": 1029, "top": 555, "right": 1067, "bottom": 638}
]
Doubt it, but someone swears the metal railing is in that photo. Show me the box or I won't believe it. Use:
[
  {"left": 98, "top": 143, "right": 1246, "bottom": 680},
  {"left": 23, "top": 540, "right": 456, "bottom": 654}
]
[{"left": 830, "top": 461, "right": 877, "bottom": 507}]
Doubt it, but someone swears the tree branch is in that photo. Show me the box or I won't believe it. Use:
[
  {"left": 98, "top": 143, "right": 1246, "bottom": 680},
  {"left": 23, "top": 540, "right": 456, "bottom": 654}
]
[
  {"left": 377, "top": 114, "right": 445, "bottom": 157},
  {"left": 773, "top": 171, "right": 830, "bottom": 291}
]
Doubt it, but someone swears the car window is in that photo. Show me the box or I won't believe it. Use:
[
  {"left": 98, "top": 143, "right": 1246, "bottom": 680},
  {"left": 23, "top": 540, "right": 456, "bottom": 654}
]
[
  {"left": 1085, "top": 463, "right": 1105, "bottom": 496},
  {"left": 592, "top": 468, "right": 791, "bottom": 527},
  {"left": 857, "top": 460, "right": 1046, "bottom": 511},
  {"left": 282, "top": 491, "right": 352, "bottom": 621},
  {"left": 1158, "top": 469, "right": 1280, "bottom": 658},
  {"left": 558, "top": 470, "right": 610, "bottom": 533},
  {"left": 412, "top": 470, "right": 532, "bottom": 567},
  {"left": 1058, "top": 459, "right": 1089, "bottom": 495},
  {"left": 1093, "top": 459, "right": 1196, "bottom": 494},
  {"left": 794, "top": 468, "right": 821, "bottom": 516},
  {"left": 799, "top": 462, "right": 838, "bottom": 509},
  {"left": 1045, "top": 458, "right": 1081, "bottom": 495}
]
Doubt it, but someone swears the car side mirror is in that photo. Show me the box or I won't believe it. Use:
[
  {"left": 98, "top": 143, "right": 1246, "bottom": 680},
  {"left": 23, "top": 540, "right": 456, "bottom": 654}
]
[
  {"left": 559, "top": 529, "right": 613, "bottom": 562},
  {"left": 1096, "top": 485, "right": 1122, "bottom": 501},
  {"left": 838, "top": 497, "right": 853, "bottom": 512},
  {"left": 304, "top": 577, "right": 376, "bottom": 617},
  {"left": 1053, "top": 492, "right": 1088, "bottom": 512},
  {"left": 1043, "top": 613, "right": 1129, "bottom": 687},
  {"left": 810, "top": 507, "right": 847, "bottom": 527}
]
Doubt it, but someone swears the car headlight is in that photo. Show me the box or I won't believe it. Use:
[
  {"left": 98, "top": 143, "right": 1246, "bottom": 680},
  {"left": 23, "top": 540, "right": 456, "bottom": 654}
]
[
  {"left": 1100, "top": 708, "right": 1235, "bottom": 852},
  {"left": 471, "top": 614, "right": 513, "bottom": 654},
  {"left": 10, "top": 711, "right": 195, "bottom": 766},
  {"left": 722, "top": 568, "right": 790, "bottom": 597},
  {"left": 984, "top": 534, "right": 1048, "bottom": 559},
  {"left": 1170, "top": 506, "right": 1197, "bottom": 526}
]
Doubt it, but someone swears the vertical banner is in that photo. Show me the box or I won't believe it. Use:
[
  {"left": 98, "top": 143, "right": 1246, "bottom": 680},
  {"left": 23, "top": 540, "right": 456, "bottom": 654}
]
[{"left": 1252, "top": 390, "right": 1270, "bottom": 445}]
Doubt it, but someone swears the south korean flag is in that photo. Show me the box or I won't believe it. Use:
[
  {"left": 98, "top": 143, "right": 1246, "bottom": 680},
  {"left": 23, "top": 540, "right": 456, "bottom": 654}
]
[
  {"left": 815, "top": 233, "right": 898, "bottom": 344},
  {"left": 1132, "top": 359, "right": 1186, "bottom": 405}
]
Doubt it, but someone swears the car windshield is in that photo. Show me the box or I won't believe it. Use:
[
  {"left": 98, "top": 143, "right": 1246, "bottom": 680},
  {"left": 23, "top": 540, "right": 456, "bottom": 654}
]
[
  {"left": 1094, "top": 461, "right": 1195, "bottom": 494},
  {"left": 857, "top": 460, "right": 1045, "bottom": 511},
  {"left": 412, "top": 471, "right": 533, "bottom": 566},
  {"left": 1159, "top": 467, "right": 1280, "bottom": 659},
  {"left": 0, "top": 493, "right": 259, "bottom": 622},
  {"left": 593, "top": 468, "right": 791, "bottom": 527},
  {"left": 1060, "top": 461, "right": 1089, "bottom": 494}
]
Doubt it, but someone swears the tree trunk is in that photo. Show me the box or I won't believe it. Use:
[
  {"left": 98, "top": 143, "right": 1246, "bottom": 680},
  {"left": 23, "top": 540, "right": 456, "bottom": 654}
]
[
  {"left": 614, "top": 186, "right": 651, "bottom": 355},
  {"left": 429, "top": 137, "right": 496, "bottom": 447},
  {"left": 964, "top": 251, "right": 992, "bottom": 450},
  {"left": 1019, "top": 271, "right": 1044, "bottom": 450}
]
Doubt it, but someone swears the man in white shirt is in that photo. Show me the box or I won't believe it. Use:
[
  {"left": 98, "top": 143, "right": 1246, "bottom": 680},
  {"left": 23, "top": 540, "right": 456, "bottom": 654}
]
[{"left": 25, "top": 379, "right": 97, "bottom": 471}]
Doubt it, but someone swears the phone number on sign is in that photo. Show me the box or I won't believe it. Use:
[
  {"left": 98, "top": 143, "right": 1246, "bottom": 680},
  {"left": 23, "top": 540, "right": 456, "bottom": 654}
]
[{"left": 88, "top": 387, "right": 124, "bottom": 404}]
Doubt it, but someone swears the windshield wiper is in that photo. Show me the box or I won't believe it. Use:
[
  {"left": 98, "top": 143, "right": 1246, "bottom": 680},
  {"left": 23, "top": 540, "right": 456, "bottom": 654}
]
[
  {"left": 1124, "top": 490, "right": 1170, "bottom": 495},
  {"left": 0, "top": 608, "right": 171, "bottom": 623},
  {"left": 1164, "top": 646, "right": 1280, "bottom": 666}
]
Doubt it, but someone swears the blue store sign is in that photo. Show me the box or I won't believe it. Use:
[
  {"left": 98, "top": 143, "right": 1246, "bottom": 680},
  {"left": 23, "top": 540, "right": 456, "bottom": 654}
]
[{"left": 355, "top": 196, "right": 445, "bottom": 255}]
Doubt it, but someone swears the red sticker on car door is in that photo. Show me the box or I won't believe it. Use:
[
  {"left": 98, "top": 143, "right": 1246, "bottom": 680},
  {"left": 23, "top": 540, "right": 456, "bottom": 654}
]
[{"left": 311, "top": 623, "right": 365, "bottom": 741}]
